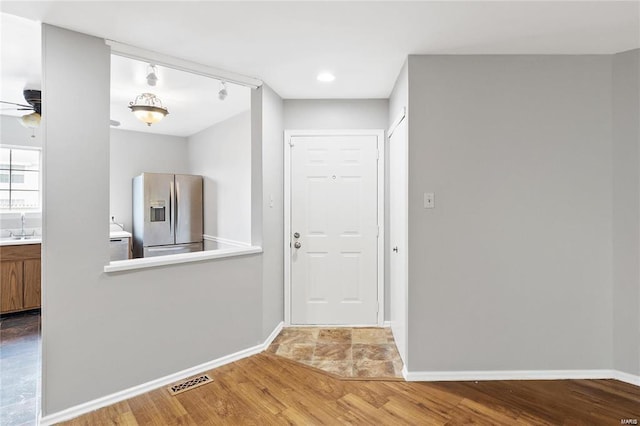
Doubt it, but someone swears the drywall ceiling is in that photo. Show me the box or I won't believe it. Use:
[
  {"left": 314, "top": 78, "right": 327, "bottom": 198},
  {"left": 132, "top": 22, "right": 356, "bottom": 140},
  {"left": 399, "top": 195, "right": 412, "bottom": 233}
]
[
  {"left": 110, "top": 55, "right": 250, "bottom": 137},
  {"left": 1, "top": 1, "right": 639, "bottom": 101},
  {"left": 0, "top": 13, "right": 250, "bottom": 137},
  {"left": 0, "top": 13, "right": 41, "bottom": 118}
]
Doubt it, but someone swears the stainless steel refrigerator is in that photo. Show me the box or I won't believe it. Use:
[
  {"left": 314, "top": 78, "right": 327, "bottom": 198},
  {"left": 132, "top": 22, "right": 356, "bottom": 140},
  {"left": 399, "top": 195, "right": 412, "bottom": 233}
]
[{"left": 132, "top": 173, "right": 203, "bottom": 258}]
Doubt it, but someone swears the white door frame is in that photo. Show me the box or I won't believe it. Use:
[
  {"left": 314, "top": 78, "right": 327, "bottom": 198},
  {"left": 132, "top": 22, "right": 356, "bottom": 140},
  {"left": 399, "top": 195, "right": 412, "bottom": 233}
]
[{"left": 284, "top": 129, "right": 385, "bottom": 326}]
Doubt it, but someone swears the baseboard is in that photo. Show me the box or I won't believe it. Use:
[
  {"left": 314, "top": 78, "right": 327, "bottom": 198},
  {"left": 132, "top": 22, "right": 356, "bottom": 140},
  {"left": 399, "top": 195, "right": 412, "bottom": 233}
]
[
  {"left": 264, "top": 321, "right": 284, "bottom": 347},
  {"left": 405, "top": 369, "right": 640, "bottom": 384},
  {"left": 383, "top": 320, "right": 391, "bottom": 328},
  {"left": 612, "top": 370, "right": 640, "bottom": 386},
  {"left": 202, "top": 234, "right": 251, "bottom": 248},
  {"left": 39, "top": 321, "right": 284, "bottom": 426}
]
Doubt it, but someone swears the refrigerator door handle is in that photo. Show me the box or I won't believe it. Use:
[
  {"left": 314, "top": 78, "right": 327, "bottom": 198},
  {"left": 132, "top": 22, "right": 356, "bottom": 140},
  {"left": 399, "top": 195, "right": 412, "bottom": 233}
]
[
  {"left": 146, "top": 246, "right": 186, "bottom": 252},
  {"left": 169, "top": 180, "right": 174, "bottom": 237},
  {"left": 175, "top": 178, "right": 179, "bottom": 238}
]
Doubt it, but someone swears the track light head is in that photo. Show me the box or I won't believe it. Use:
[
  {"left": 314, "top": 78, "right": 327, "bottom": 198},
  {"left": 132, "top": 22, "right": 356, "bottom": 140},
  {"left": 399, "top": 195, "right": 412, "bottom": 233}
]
[
  {"left": 218, "top": 82, "right": 228, "bottom": 101},
  {"left": 146, "top": 64, "right": 158, "bottom": 87}
]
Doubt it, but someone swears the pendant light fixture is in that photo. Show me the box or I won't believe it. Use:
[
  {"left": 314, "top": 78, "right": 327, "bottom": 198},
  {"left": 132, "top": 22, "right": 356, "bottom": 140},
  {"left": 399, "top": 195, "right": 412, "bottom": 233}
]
[{"left": 128, "top": 93, "right": 169, "bottom": 126}]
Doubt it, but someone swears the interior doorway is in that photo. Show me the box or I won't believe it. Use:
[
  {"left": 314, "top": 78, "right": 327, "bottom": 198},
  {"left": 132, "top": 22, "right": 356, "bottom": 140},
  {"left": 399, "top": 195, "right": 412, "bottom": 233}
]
[{"left": 284, "top": 130, "right": 384, "bottom": 326}]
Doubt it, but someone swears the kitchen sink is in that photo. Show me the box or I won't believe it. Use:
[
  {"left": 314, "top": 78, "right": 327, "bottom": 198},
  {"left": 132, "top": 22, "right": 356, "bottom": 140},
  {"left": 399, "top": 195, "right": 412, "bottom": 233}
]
[{"left": 0, "top": 236, "right": 41, "bottom": 245}]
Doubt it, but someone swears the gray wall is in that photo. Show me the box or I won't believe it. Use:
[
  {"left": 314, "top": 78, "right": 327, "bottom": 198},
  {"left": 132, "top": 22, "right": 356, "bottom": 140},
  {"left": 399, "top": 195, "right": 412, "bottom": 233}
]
[
  {"left": 42, "top": 25, "right": 268, "bottom": 415},
  {"left": 283, "top": 99, "right": 391, "bottom": 320},
  {"left": 406, "top": 55, "right": 613, "bottom": 371},
  {"left": 110, "top": 128, "right": 189, "bottom": 232},
  {"left": 260, "top": 85, "right": 284, "bottom": 339},
  {"left": 188, "top": 111, "right": 252, "bottom": 243},
  {"left": 612, "top": 48, "right": 640, "bottom": 376},
  {"left": 283, "top": 99, "right": 388, "bottom": 130}
]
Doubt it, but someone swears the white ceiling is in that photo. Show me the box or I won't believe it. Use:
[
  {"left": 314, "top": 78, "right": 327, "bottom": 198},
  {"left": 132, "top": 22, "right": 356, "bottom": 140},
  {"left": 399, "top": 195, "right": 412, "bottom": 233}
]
[
  {"left": 0, "top": 13, "right": 251, "bottom": 137},
  {"left": 1, "top": 1, "right": 639, "bottom": 104},
  {"left": 110, "top": 55, "right": 250, "bottom": 137},
  {"left": 0, "top": 13, "right": 41, "bottom": 115}
]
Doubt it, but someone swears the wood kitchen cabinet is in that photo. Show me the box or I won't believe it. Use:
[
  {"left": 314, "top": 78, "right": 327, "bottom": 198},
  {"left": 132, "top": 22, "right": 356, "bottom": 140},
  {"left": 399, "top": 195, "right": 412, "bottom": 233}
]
[{"left": 0, "top": 244, "right": 41, "bottom": 314}]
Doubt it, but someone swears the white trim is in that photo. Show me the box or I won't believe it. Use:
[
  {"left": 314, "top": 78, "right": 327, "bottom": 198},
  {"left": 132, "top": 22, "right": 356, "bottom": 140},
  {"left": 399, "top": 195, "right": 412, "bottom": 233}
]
[
  {"left": 104, "top": 246, "right": 262, "bottom": 273},
  {"left": 388, "top": 107, "right": 406, "bottom": 138},
  {"left": 202, "top": 234, "right": 252, "bottom": 248},
  {"left": 283, "top": 130, "right": 292, "bottom": 326},
  {"left": 283, "top": 129, "right": 385, "bottom": 327},
  {"left": 404, "top": 369, "right": 640, "bottom": 383},
  {"left": 376, "top": 131, "right": 385, "bottom": 326},
  {"left": 383, "top": 320, "right": 391, "bottom": 328},
  {"left": 105, "top": 40, "right": 262, "bottom": 89},
  {"left": 612, "top": 370, "right": 640, "bottom": 386},
  {"left": 39, "top": 321, "right": 284, "bottom": 426},
  {"left": 264, "top": 321, "right": 285, "bottom": 347}
]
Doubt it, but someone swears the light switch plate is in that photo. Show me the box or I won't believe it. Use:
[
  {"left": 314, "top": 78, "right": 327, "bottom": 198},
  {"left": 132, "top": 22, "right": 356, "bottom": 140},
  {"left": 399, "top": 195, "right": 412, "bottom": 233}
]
[{"left": 424, "top": 192, "right": 435, "bottom": 209}]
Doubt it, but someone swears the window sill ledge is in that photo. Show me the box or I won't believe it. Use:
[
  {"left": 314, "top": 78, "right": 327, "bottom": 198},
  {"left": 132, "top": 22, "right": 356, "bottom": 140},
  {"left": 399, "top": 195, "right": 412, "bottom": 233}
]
[{"left": 104, "top": 246, "right": 262, "bottom": 273}]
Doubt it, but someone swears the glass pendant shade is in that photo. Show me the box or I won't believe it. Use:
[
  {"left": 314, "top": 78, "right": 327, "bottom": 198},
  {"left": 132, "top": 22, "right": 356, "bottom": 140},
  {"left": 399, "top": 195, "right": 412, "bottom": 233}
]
[
  {"left": 128, "top": 93, "right": 168, "bottom": 126},
  {"left": 19, "top": 112, "right": 41, "bottom": 128}
]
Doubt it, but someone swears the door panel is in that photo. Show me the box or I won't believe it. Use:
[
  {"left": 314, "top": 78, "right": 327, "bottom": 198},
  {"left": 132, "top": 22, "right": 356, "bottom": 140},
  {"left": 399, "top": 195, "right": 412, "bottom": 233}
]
[
  {"left": 291, "top": 135, "right": 378, "bottom": 325},
  {"left": 175, "top": 174, "right": 203, "bottom": 244},
  {"left": 143, "top": 242, "right": 203, "bottom": 257},
  {"left": 143, "top": 173, "right": 175, "bottom": 246},
  {"left": 389, "top": 120, "right": 408, "bottom": 364}
]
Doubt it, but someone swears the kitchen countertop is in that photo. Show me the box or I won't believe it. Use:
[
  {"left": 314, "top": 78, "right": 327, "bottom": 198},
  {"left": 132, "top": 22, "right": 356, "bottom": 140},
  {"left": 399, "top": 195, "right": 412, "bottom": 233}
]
[
  {"left": 110, "top": 230, "right": 132, "bottom": 239},
  {"left": 0, "top": 237, "right": 42, "bottom": 246},
  {"left": 0, "top": 231, "right": 131, "bottom": 246}
]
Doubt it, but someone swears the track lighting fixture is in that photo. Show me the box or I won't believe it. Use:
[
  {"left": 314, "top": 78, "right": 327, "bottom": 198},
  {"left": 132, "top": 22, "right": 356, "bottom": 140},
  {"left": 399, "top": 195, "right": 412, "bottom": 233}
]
[
  {"left": 146, "top": 64, "right": 158, "bottom": 87},
  {"left": 218, "top": 81, "right": 228, "bottom": 101}
]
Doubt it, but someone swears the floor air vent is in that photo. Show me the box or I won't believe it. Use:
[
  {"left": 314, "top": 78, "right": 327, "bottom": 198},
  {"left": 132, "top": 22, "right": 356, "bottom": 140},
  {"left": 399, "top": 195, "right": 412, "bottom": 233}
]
[{"left": 167, "top": 374, "right": 213, "bottom": 395}]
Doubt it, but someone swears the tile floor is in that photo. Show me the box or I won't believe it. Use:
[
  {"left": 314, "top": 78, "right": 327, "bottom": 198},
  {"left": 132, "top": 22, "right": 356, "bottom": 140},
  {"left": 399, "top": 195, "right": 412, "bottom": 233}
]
[
  {"left": 268, "top": 327, "right": 404, "bottom": 380},
  {"left": 0, "top": 311, "right": 41, "bottom": 426}
]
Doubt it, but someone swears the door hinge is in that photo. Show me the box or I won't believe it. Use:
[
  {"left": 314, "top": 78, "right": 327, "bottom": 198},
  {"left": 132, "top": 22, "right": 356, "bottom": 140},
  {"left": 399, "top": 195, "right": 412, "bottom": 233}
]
[
  {"left": 289, "top": 138, "right": 294, "bottom": 147},
  {"left": 377, "top": 226, "right": 380, "bottom": 237}
]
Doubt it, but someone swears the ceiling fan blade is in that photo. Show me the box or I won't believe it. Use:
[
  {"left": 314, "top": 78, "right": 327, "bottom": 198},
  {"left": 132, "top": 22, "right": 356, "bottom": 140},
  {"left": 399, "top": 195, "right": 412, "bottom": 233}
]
[{"left": 0, "top": 100, "right": 32, "bottom": 108}]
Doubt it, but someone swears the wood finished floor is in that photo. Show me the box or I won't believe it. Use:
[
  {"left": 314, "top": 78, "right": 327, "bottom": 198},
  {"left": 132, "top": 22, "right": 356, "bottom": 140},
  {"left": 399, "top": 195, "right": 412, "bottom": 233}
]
[{"left": 62, "top": 352, "right": 640, "bottom": 425}]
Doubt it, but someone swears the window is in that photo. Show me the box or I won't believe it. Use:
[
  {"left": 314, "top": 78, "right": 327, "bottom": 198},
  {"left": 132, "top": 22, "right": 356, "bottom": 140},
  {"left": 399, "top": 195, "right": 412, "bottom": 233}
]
[{"left": 0, "top": 147, "right": 41, "bottom": 211}]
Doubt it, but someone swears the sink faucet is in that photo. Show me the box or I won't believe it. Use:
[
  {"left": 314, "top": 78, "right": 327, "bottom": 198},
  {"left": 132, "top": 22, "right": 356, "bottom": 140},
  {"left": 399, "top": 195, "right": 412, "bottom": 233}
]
[
  {"left": 11, "top": 213, "right": 32, "bottom": 237},
  {"left": 7, "top": 214, "right": 34, "bottom": 239}
]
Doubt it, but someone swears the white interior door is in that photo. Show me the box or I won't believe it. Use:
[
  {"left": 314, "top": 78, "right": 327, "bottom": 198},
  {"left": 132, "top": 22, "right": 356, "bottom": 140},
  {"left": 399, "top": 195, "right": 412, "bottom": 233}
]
[
  {"left": 389, "top": 117, "right": 408, "bottom": 364},
  {"left": 290, "top": 134, "right": 379, "bottom": 325}
]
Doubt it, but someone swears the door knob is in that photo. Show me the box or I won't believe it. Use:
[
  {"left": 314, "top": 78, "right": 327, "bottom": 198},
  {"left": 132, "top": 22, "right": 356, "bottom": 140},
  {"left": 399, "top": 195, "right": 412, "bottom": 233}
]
[
  {"left": 293, "top": 232, "right": 300, "bottom": 238},
  {"left": 393, "top": 246, "right": 398, "bottom": 253},
  {"left": 294, "top": 242, "right": 302, "bottom": 249}
]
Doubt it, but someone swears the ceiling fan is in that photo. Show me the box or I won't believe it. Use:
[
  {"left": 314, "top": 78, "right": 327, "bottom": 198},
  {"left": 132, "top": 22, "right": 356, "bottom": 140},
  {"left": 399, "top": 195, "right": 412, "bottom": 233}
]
[{"left": 0, "top": 89, "right": 42, "bottom": 128}]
